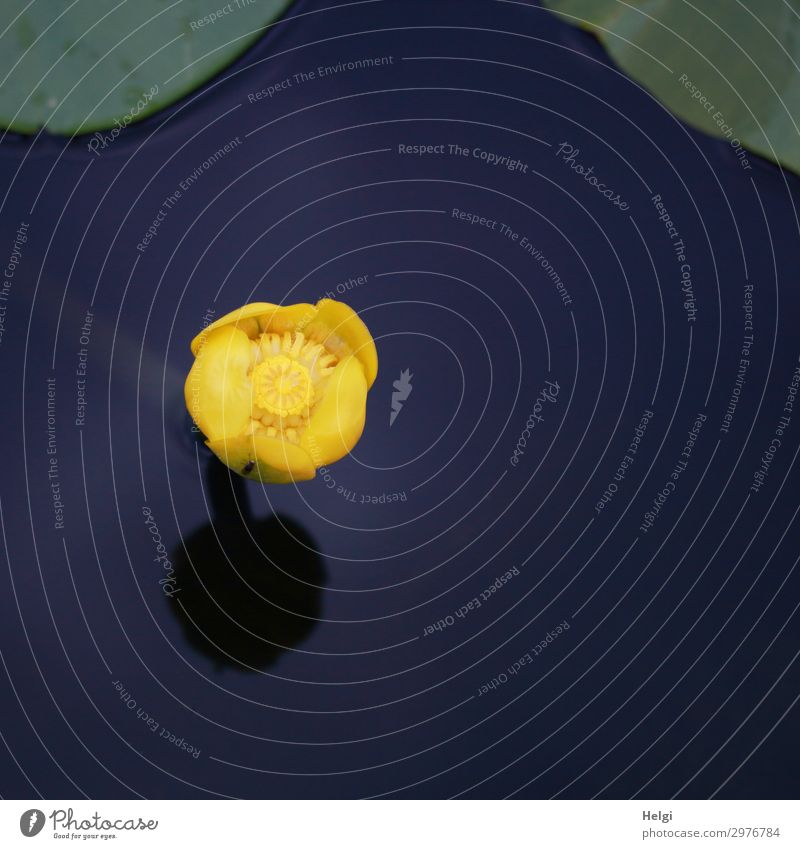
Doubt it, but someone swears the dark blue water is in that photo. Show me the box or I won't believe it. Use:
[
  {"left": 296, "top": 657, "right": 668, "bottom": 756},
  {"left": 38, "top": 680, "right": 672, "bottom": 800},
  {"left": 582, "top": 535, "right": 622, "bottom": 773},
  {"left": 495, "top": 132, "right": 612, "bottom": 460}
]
[{"left": 1, "top": 0, "right": 799, "bottom": 799}]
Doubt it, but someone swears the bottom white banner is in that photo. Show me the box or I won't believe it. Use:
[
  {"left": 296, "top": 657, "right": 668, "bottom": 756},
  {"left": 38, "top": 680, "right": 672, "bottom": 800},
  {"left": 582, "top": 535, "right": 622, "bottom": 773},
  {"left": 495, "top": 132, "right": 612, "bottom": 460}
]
[{"left": 2, "top": 799, "right": 796, "bottom": 848}]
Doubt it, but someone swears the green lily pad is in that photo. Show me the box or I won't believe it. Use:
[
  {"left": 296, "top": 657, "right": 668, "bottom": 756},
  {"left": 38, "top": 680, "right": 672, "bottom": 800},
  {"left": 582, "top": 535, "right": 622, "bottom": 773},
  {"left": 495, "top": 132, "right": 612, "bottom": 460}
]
[
  {"left": 0, "top": 0, "right": 296, "bottom": 135},
  {"left": 543, "top": 0, "right": 800, "bottom": 175}
]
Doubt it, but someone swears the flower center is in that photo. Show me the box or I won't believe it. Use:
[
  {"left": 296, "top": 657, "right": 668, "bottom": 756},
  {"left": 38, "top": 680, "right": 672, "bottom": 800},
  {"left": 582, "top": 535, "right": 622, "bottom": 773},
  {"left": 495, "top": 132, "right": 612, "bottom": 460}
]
[
  {"left": 252, "top": 355, "right": 314, "bottom": 417},
  {"left": 245, "top": 331, "right": 338, "bottom": 443}
]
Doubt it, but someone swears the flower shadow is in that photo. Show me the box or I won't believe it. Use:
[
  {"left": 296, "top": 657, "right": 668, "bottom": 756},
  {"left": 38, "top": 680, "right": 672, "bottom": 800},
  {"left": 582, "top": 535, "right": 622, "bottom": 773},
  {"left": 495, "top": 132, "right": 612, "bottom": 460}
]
[{"left": 170, "top": 460, "right": 325, "bottom": 672}]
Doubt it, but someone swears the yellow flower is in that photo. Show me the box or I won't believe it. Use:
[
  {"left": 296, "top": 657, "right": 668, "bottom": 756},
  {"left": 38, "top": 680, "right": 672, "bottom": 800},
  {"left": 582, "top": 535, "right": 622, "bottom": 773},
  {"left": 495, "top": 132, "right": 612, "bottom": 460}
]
[{"left": 185, "top": 299, "right": 377, "bottom": 483}]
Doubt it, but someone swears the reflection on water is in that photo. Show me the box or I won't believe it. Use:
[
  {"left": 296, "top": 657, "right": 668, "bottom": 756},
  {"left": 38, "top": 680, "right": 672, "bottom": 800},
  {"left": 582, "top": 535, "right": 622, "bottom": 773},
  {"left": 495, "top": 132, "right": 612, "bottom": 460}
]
[{"left": 170, "top": 460, "right": 325, "bottom": 672}]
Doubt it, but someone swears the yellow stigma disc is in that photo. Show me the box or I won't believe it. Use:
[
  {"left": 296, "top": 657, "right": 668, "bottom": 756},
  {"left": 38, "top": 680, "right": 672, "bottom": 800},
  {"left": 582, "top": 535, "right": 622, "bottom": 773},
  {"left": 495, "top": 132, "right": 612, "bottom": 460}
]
[{"left": 252, "top": 355, "right": 314, "bottom": 417}]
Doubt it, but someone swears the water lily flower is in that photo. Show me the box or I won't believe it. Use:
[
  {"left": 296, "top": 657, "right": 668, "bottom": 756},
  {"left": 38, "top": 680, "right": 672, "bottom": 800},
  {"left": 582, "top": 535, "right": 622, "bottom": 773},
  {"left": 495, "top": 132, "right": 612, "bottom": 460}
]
[{"left": 185, "top": 299, "right": 377, "bottom": 483}]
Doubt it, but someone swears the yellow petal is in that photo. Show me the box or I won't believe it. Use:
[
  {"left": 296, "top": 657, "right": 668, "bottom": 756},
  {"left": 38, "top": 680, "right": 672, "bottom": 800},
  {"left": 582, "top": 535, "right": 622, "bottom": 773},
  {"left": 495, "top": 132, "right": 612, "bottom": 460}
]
[
  {"left": 191, "top": 302, "right": 318, "bottom": 355},
  {"left": 191, "top": 302, "right": 275, "bottom": 354},
  {"left": 307, "top": 299, "right": 378, "bottom": 389},
  {"left": 300, "top": 354, "right": 367, "bottom": 466},
  {"left": 263, "top": 303, "right": 318, "bottom": 335},
  {"left": 207, "top": 432, "right": 316, "bottom": 484},
  {"left": 184, "top": 325, "right": 252, "bottom": 442}
]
